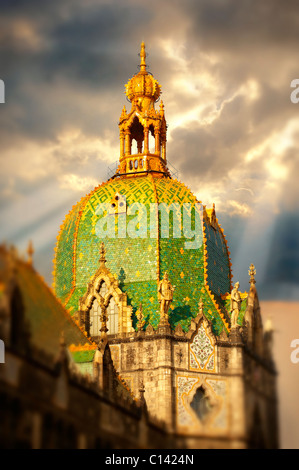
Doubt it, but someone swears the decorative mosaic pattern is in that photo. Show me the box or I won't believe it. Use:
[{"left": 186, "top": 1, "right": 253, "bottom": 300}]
[
  {"left": 206, "top": 354, "right": 215, "bottom": 371},
  {"left": 202, "top": 213, "right": 231, "bottom": 333},
  {"left": 177, "top": 375, "right": 228, "bottom": 430},
  {"left": 54, "top": 203, "right": 83, "bottom": 303},
  {"left": 189, "top": 323, "right": 215, "bottom": 372},
  {"left": 206, "top": 379, "right": 228, "bottom": 429},
  {"left": 54, "top": 173, "right": 232, "bottom": 335},
  {"left": 177, "top": 376, "right": 198, "bottom": 426},
  {"left": 206, "top": 378, "right": 226, "bottom": 397},
  {"left": 204, "top": 216, "right": 231, "bottom": 297}
]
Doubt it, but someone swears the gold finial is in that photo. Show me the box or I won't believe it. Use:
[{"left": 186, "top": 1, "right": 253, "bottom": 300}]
[
  {"left": 120, "top": 105, "right": 127, "bottom": 121},
  {"left": 140, "top": 41, "right": 147, "bottom": 73},
  {"left": 27, "top": 240, "right": 34, "bottom": 266},
  {"left": 248, "top": 263, "right": 256, "bottom": 285},
  {"left": 119, "top": 43, "right": 168, "bottom": 177},
  {"left": 99, "top": 242, "right": 106, "bottom": 267}
]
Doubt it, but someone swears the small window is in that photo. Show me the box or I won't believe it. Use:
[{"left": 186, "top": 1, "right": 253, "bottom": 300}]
[
  {"left": 89, "top": 297, "right": 101, "bottom": 337},
  {"left": 107, "top": 296, "right": 119, "bottom": 335},
  {"left": 109, "top": 193, "right": 127, "bottom": 215},
  {"left": 99, "top": 282, "right": 108, "bottom": 297},
  {"left": 89, "top": 283, "right": 118, "bottom": 337}
]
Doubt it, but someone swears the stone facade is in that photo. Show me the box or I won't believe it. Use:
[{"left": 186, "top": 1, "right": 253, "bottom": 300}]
[
  {"left": 0, "top": 247, "right": 175, "bottom": 449},
  {"left": 106, "top": 290, "right": 278, "bottom": 449}
]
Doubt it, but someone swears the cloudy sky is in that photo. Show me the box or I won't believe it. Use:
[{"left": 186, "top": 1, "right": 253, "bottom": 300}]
[
  {"left": 1, "top": 0, "right": 299, "bottom": 299},
  {"left": 0, "top": 0, "right": 299, "bottom": 448}
]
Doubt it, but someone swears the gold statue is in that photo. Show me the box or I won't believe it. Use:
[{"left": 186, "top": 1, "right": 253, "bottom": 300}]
[
  {"left": 230, "top": 282, "right": 241, "bottom": 328},
  {"left": 158, "top": 272, "right": 175, "bottom": 321},
  {"left": 136, "top": 303, "right": 145, "bottom": 331}
]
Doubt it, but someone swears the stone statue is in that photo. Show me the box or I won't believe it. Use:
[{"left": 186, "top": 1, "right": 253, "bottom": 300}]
[
  {"left": 136, "top": 303, "right": 145, "bottom": 331},
  {"left": 230, "top": 281, "right": 241, "bottom": 328},
  {"left": 158, "top": 272, "right": 175, "bottom": 320}
]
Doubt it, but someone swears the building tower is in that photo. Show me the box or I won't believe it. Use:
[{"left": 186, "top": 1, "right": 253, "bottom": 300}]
[{"left": 53, "top": 43, "right": 279, "bottom": 449}]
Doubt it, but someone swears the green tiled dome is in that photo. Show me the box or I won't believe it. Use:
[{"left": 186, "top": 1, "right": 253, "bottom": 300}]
[{"left": 53, "top": 174, "right": 232, "bottom": 334}]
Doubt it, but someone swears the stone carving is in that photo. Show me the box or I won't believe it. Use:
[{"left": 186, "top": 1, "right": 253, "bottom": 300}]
[
  {"left": 145, "top": 323, "right": 154, "bottom": 335},
  {"left": 126, "top": 347, "right": 136, "bottom": 367},
  {"left": 158, "top": 272, "right": 175, "bottom": 324},
  {"left": 136, "top": 303, "right": 145, "bottom": 331},
  {"left": 230, "top": 281, "right": 241, "bottom": 328}
]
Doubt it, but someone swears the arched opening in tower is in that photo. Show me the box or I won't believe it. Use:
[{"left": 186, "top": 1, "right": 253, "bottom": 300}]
[
  {"left": 148, "top": 124, "right": 155, "bottom": 154},
  {"left": 130, "top": 117, "right": 144, "bottom": 154}
]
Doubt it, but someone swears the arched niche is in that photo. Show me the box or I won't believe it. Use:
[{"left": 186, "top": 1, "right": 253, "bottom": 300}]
[{"left": 78, "top": 265, "right": 134, "bottom": 338}]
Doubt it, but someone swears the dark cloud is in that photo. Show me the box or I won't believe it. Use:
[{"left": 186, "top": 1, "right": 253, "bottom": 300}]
[
  {"left": 266, "top": 211, "right": 299, "bottom": 284},
  {"left": 0, "top": 1, "right": 152, "bottom": 146},
  {"left": 279, "top": 145, "right": 299, "bottom": 211},
  {"left": 186, "top": 0, "right": 299, "bottom": 50}
]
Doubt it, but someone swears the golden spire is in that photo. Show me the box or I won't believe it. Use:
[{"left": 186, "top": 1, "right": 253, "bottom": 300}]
[
  {"left": 116, "top": 43, "right": 170, "bottom": 178},
  {"left": 140, "top": 41, "right": 147, "bottom": 73}
]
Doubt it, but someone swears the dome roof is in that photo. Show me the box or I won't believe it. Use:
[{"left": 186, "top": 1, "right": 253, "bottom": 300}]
[
  {"left": 53, "top": 174, "right": 232, "bottom": 334},
  {"left": 53, "top": 43, "right": 233, "bottom": 336}
]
